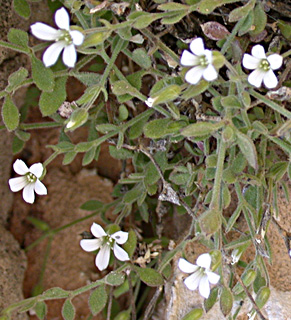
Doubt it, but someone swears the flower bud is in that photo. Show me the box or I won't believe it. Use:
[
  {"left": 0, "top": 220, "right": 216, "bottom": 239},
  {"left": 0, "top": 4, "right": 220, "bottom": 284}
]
[{"left": 66, "top": 108, "right": 88, "bottom": 131}]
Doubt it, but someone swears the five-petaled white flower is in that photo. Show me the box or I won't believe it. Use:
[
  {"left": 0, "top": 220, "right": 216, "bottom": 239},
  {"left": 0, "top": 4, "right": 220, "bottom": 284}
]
[
  {"left": 80, "top": 223, "right": 130, "bottom": 271},
  {"left": 242, "top": 45, "right": 283, "bottom": 89},
  {"left": 30, "top": 7, "right": 84, "bottom": 68},
  {"left": 8, "top": 159, "right": 47, "bottom": 204},
  {"left": 180, "top": 37, "right": 218, "bottom": 85},
  {"left": 178, "top": 253, "right": 220, "bottom": 299}
]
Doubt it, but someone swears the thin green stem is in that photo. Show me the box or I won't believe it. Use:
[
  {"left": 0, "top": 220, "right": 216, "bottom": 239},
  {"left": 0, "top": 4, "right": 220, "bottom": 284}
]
[
  {"left": 250, "top": 89, "right": 291, "bottom": 119},
  {"left": 282, "top": 49, "right": 291, "bottom": 58},
  {"left": 43, "top": 151, "right": 60, "bottom": 168},
  {"left": 221, "top": 18, "right": 245, "bottom": 55},
  {"left": 0, "top": 41, "right": 30, "bottom": 54}
]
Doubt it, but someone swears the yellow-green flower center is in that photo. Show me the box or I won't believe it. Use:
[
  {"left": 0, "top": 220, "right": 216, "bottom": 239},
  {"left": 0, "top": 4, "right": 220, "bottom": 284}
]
[
  {"left": 259, "top": 59, "right": 270, "bottom": 71},
  {"left": 26, "top": 172, "right": 37, "bottom": 183},
  {"left": 57, "top": 30, "right": 72, "bottom": 44},
  {"left": 199, "top": 55, "right": 209, "bottom": 67}
]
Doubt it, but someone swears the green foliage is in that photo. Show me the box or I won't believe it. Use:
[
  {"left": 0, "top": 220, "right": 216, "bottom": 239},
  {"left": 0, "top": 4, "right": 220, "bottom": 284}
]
[
  {"left": 62, "top": 299, "right": 75, "bottom": 320},
  {"left": 13, "top": 0, "right": 30, "bottom": 19},
  {"left": 1, "top": 95, "right": 19, "bottom": 131},
  {"left": 89, "top": 285, "right": 108, "bottom": 315}
]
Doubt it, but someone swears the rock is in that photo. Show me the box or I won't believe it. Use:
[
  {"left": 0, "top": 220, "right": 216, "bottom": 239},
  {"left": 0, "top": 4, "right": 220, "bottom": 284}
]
[{"left": 0, "top": 225, "right": 27, "bottom": 320}]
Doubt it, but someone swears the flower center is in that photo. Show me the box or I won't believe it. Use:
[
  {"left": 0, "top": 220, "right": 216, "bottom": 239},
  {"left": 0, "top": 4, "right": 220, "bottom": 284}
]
[
  {"left": 199, "top": 55, "right": 209, "bottom": 67},
  {"left": 103, "top": 235, "right": 114, "bottom": 247},
  {"left": 26, "top": 172, "right": 37, "bottom": 183},
  {"left": 57, "top": 30, "right": 73, "bottom": 44},
  {"left": 259, "top": 59, "right": 270, "bottom": 71}
]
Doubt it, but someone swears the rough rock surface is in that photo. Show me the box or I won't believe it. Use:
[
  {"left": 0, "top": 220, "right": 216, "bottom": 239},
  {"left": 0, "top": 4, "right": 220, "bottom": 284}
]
[{"left": 0, "top": 225, "right": 27, "bottom": 320}]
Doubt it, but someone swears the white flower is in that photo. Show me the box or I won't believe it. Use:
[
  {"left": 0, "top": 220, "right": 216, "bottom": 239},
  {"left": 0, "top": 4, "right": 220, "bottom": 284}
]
[
  {"left": 178, "top": 253, "right": 220, "bottom": 299},
  {"left": 180, "top": 37, "right": 218, "bottom": 85},
  {"left": 80, "top": 223, "right": 130, "bottom": 271},
  {"left": 242, "top": 45, "right": 283, "bottom": 89},
  {"left": 30, "top": 7, "right": 84, "bottom": 68},
  {"left": 8, "top": 159, "right": 47, "bottom": 204},
  {"left": 145, "top": 97, "right": 156, "bottom": 108}
]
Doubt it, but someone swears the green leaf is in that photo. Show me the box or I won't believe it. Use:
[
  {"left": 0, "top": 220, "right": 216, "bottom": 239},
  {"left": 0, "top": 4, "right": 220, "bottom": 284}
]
[
  {"left": 236, "top": 131, "right": 258, "bottom": 170},
  {"left": 233, "top": 269, "right": 257, "bottom": 295},
  {"left": 62, "top": 151, "right": 77, "bottom": 165},
  {"left": 123, "top": 229, "right": 137, "bottom": 258},
  {"left": 42, "top": 287, "right": 69, "bottom": 299},
  {"left": 221, "top": 95, "right": 242, "bottom": 109},
  {"left": 96, "top": 123, "right": 118, "bottom": 134},
  {"left": 114, "top": 310, "right": 131, "bottom": 320},
  {"left": 34, "top": 301, "right": 47, "bottom": 320},
  {"left": 18, "top": 299, "right": 36, "bottom": 313},
  {"left": 27, "top": 217, "right": 50, "bottom": 232},
  {"left": 119, "top": 104, "right": 129, "bottom": 121},
  {"left": 62, "top": 299, "right": 75, "bottom": 320},
  {"left": 204, "top": 287, "right": 219, "bottom": 312},
  {"left": 181, "top": 80, "right": 209, "bottom": 100},
  {"left": 229, "top": 0, "right": 256, "bottom": 22},
  {"left": 182, "top": 308, "right": 203, "bottom": 320},
  {"left": 105, "top": 272, "right": 125, "bottom": 286},
  {"left": 82, "top": 146, "right": 98, "bottom": 166},
  {"left": 161, "top": 11, "right": 187, "bottom": 25},
  {"left": 39, "top": 77, "right": 67, "bottom": 116},
  {"left": 196, "top": 0, "right": 241, "bottom": 14},
  {"left": 267, "top": 161, "right": 288, "bottom": 182},
  {"left": 278, "top": 20, "right": 291, "bottom": 40},
  {"left": 128, "top": 112, "right": 151, "bottom": 139},
  {"left": 6, "top": 67, "right": 28, "bottom": 93},
  {"left": 143, "top": 118, "right": 172, "bottom": 139},
  {"left": 80, "top": 200, "right": 103, "bottom": 211},
  {"left": 226, "top": 204, "right": 242, "bottom": 233},
  {"left": 150, "top": 84, "right": 181, "bottom": 106},
  {"left": 31, "top": 55, "right": 54, "bottom": 92},
  {"left": 133, "top": 266, "right": 164, "bottom": 287},
  {"left": 220, "top": 287, "right": 233, "bottom": 316},
  {"left": 181, "top": 122, "right": 224, "bottom": 137},
  {"left": 123, "top": 184, "right": 143, "bottom": 204},
  {"left": 111, "top": 80, "right": 142, "bottom": 99},
  {"left": 255, "top": 286, "right": 270, "bottom": 309},
  {"left": 132, "top": 13, "right": 157, "bottom": 29},
  {"left": 199, "top": 208, "right": 222, "bottom": 236},
  {"left": 238, "top": 10, "right": 254, "bottom": 36},
  {"left": 12, "top": 135, "right": 25, "bottom": 154},
  {"left": 13, "top": 0, "right": 30, "bottom": 19},
  {"left": 7, "top": 28, "right": 29, "bottom": 48},
  {"left": 132, "top": 48, "right": 151, "bottom": 69},
  {"left": 2, "top": 95, "right": 19, "bottom": 131},
  {"left": 249, "top": 3, "right": 267, "bottom": 36},
  {"left": 109, "top": 145, "right": 133, "bottom": 160},
  {"left": 89, "top": 285, "right": 108, "bottom": 315}
]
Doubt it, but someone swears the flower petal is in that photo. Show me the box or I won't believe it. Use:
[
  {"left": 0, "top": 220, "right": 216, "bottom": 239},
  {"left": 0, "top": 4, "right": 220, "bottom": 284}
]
[
  {"left": 203, "top": 64, "right": 218, "bottom": 81},
  {"left": 113, "top": 243, "right": 130, "bottom": 261},
  {"left": 184, "top": 271, "right": 202, "bottom": 291},
  {"left": 80, "top": 239, "right": 102, "bottom": 252},
  {"left": 62, "top": 44, "right": 77, "bottom": 68},
  {"left": 247, "top": 69, "right": 265, "bottom": 88},
  {"left": 242, "top": 54, "right": 260, "bottom": 70},
  {"left": 267, "top": 54, "right": 283, "bottom": 70},
  {"left": 70, "top": 30, "right": 84, "bottom": 46},
  {"left": 185, "top": 66, "right": 204, "bottom": 85},
  {"left": 13, "top": 159, "right": 29, "bottom": 175},
  {"left": 55, "top": 7, "right": 70, "bottom": 30},
  {"left": 145, "top": 97, "right": 155, "bottom": 108},
  {"left": 95, "top": 244, "right": 110, "bottom": 271},
  {"left": 23, "top": 183, "right": 35, "bottom": 204},
  {"left": 263, "top": 69, "right": 278, "bottom": 89},
  {"left": 178, "top": 258, "right": 199, "bottom": 274},
  {"left": 180, "top": 50, "right": 199, "bottom": 66},
  {"left": 111, "top": 231, "right": 128, "bottom": 244},
  {"left": 34, "top": 180, "right": 47, "bottom": 195},
  {"left": 42, "top": 41, "right": 66, "bottom": 67},
  {"left": 190, "top": 37, "right": 205, "bottom": 56},
  {"left": 91, "top": 223, "right": 107, "bottom": 238},
  {"left": 196, "top": 253, "right": 211, "bottom": 269},
  {"left": 30, "top": 23, "right": 61, "bottom": 41},
  {"left": 198, "top": 275, "right": 210, "bottom": 298},
  {"left": 29, "top": 163, "right": 44, "bottom": 178},
  {"left": 206, "top": 271, "right": 220, "bottom": 284},
  {"left": 204, "top": 49, "right": 213, "bottom": 64},
  {"left": 9, "top": 177, "right": 28, "bottom": 192},
  {"left": 251, "top": 45, "right": 266, "bottom": 60}
]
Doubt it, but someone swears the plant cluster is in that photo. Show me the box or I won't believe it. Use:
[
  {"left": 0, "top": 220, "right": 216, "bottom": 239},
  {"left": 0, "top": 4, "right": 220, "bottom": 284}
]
[{"left": 1, "top": 0, "right": 291, "bottom": 319}]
